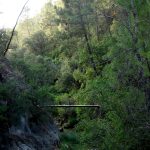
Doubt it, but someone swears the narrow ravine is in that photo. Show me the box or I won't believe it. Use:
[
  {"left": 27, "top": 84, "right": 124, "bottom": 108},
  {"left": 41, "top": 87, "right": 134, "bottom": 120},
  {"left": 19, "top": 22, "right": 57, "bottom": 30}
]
[{"left": 0, "top": 0, "right": 150, "bottom": 149}]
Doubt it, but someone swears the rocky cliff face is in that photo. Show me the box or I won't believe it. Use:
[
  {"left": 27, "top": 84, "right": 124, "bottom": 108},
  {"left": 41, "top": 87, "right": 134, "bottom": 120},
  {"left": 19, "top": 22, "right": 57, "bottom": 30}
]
[
  {"left": 0, "top": 57, "right": 59, "bottom": 150},
  {"left": 3, "top": 117, "right": 59, "bottom": 150},
  {"left": 7, "top": 117, "right": 59, "bottom": 150}
]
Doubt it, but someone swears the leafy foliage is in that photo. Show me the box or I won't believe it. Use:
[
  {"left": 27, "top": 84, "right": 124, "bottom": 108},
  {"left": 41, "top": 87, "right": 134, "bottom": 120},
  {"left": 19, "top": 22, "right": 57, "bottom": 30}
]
[{"left": 0, "top": 0, "right": 150, "bottom": 149}]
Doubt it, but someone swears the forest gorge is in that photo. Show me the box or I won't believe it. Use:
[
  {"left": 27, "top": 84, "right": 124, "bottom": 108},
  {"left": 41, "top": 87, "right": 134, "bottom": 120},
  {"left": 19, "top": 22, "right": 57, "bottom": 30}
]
[{"left": 0, "top": 0, "right": 150, "bottom": 149}]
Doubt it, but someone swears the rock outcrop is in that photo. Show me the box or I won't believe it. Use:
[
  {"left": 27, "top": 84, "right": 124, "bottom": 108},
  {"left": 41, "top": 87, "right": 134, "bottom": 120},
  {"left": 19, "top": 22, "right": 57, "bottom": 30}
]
[
  {"left": 0, "top": 57, "right": 59, "bottom": 150},
  {"left": 7, "top": 117, "right": 59, "bottom": 150}
]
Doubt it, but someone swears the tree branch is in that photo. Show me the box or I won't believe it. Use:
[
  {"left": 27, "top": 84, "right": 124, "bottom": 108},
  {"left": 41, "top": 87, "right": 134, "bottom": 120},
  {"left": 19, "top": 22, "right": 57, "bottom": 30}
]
[
  {"left": 38, "top": 105, "right": 100, "bottom": 108},
  {"left": 3, "top": 0, "right": 30, "bottom": 56}
]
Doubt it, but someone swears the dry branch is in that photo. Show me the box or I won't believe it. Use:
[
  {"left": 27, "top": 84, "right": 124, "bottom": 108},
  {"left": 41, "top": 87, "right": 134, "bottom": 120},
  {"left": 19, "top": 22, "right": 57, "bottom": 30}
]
[
  {"left": 3, "top": 0, "right": 30, "bottom": 56},
  {"left": 38, "top": 105, "right": 100, "bottom": 108}
]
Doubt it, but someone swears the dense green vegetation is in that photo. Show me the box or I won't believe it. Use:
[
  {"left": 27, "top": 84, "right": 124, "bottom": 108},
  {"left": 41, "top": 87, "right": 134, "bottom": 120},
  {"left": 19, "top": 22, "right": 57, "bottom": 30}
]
[{"left": 0, "top": 0, "right": 150, "bottom": 149}]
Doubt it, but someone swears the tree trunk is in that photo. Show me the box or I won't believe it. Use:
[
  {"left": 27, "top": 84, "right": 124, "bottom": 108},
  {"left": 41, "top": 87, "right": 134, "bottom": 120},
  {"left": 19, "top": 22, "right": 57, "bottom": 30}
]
[{"left": 77, "top": 1, "right": 98, "bottom": 75}]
